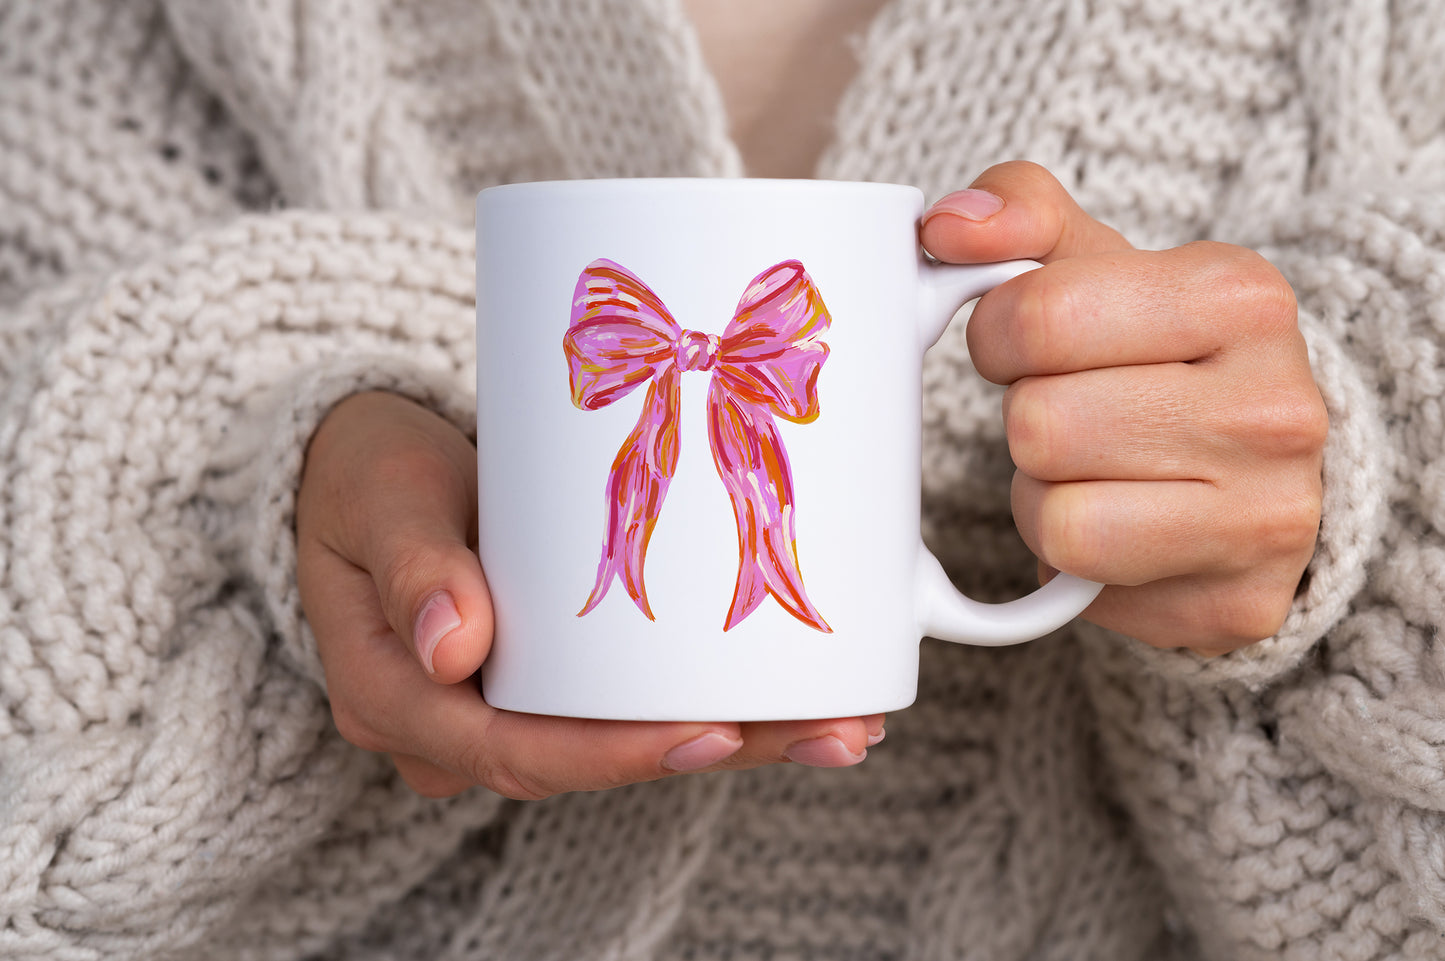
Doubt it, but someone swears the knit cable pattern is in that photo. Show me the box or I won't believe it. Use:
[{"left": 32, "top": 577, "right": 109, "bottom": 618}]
[{"left": 0, "top": 213, "right": 503, "bottom": 959}]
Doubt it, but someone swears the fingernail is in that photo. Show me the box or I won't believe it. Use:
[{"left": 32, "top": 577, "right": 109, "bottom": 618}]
[
  {"left": 413, "top": 591, "right": 461, "bottom": 674},
  {"left": 862, "top": 714, "right": 887, "bottom": 747},
  {"left": 663, "top": 732, "right": 744, "bottom": 773},
  {"left": 784, "top": 735, "right": 867, "bottom": 768},
  {"left": 922, "top": 188, "right": 1005, "bottom": 224}
]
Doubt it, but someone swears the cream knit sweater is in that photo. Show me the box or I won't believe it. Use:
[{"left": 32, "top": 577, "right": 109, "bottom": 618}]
[{"left": 1, "top": 1, "right": 1443, "bottom": 959}]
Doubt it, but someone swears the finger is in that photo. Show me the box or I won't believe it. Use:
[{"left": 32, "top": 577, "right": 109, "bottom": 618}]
[
  {"left": 919, "top": 160, "right": 1132, "bottom": 265},
  {"left": 1001, "top": 358, "right": 1315, "bottom": 483},
  {"left": 471, "top": 713, "right": 745, "bottom": 799},
  {"left": 1072, "top": 574, "right": 1301, "bottom": 656},
  {"left": 299, "top": 536, "right": 493, "bottom": 743},
  {"left": 357, "top": 434, "right": 488, "bottom": 684},
  {"left": 469, "top": 714, "right": 887, "bottom": 787},
  {"left": 712, "top": 715, "right": 885, "bottom": 770},
  {"left": 304, "top": 543, "right": 747, "bottom": 799},
  {"left": 308, "top": 393, "right": 493, "bottom": 683},
  {"left": 1009, "top": 472, "right": 1320, "bottom": 588},
  {"left": 966, "top": 243, "right": 1298, "bottom": 384}
]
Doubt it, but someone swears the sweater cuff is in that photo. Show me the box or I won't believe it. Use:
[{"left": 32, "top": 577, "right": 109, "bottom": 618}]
[
  {"left": 1109, "top": 306, "right": 1391, "bottom": 690},
  {"left": 237, "top": 357, "right": 476, "bottom": 688}
]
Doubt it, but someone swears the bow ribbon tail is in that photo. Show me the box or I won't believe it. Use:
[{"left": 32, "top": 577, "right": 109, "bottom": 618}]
[
  {"left": 707, "top": 378, "right": 832, "bottom": 633},
  {"left": 579, "top": 364, "right": 683, "bottom": 620}
]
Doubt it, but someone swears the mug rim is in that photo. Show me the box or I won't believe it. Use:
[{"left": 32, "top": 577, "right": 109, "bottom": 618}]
[{"left": 477, "top": 177, "right": 925, "bottom": 204}]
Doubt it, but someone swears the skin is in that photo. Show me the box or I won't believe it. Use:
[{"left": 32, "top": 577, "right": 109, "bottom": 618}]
[
  {"left": 684, "top": 0, "right": 888, "bottom": 178},
  {"left": 296, "top": 161, "right": 1327, "bottom": 798}
]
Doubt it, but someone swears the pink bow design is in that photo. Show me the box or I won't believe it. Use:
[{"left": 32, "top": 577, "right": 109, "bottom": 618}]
[{"left": 565, "top": 258, "right": 833, "bottom": 633}]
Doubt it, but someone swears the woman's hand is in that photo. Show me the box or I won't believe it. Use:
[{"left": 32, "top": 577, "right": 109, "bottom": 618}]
[
  {"left": 296, "top": 391, "right": 882, "bottom": 799},
  {"left": 921, "top": 162, "right": 1328, "bottom": 656}
]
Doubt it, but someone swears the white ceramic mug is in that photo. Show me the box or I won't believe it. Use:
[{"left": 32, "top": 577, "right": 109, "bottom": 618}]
[{"left": 475, "top": 179, "right": 1102, "bottom": 721}]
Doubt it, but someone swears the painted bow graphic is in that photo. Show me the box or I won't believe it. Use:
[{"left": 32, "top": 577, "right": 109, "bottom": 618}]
[{"left": 564, "top": 258, "right": 833, "bottom": 633}]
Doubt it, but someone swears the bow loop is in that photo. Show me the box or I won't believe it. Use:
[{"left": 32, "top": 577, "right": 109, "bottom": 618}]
[
  {"left": 565, "top": 259, "right": 681, "bottom": 410},
  {"left": 716, "top": 260, "right": 830, "bottom": 423}
]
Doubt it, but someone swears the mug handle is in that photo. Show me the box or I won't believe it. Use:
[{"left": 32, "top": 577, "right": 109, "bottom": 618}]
[{"left": 914, "top": 258, "right": 1105, "bottom": 645}]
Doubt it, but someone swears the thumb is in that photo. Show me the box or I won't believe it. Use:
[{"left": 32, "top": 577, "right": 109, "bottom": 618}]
[
  {"left": 919, "top": 160, "right": 1132, "bottom": 265},
  {"left": 371, "top": 518, "right": 494, "bottom": 685},
  {"left": 314, "top": 392, "right": 493, "bottom": 684}
]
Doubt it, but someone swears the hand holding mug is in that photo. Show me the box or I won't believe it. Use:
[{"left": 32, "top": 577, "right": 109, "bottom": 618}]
[{"left": 922, "top": 162, "right": 1326, "bottom": 656}]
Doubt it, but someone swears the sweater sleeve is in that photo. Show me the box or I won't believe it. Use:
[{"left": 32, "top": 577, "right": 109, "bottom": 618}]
[
  {"left": 0, "top": 211, "right": 508, "bottom": 960},
  {"left": 1266, "top": 189, "right": 1445, "bottom": 926}
]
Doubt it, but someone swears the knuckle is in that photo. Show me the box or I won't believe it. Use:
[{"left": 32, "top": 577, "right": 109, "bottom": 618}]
[
  {"left": 457, "top": 731, "right": 555, "bottom": 801},
  {"left": 1033, "top": 484, "right": 1103, "bottom": 581},
  {"left": 378, "top": 540, "right": 438, "bottom": 622},
  {"left": 472, "top": 753, "right": 554, "bottom": 802},
  {"left": 1193, "top": 242, "right": 1299, "bottom": 334},
  {"left": 982, "top": 160, "right": 1064, "bottom": 201},
  {"left": 1215, "top": 583, "right": 1296, "bottom": 647},
  {"left": 980, "top": 158, "right": 1051, "bottom": 185},
  {"left": 1253, "top": 482, "right": 1323, "bottom": 562},
  {"left": 1011, "top": 275, "right": 1078, "bottom": 374},
  {"left": 1266, "top": 389, "right": 1330, "bottom": 460},
  {"left": 1004, "top": 380, "right": 1066, "bottom": 479},
  {"left": 1223, "top": 389, "right": 1328, "bottom": 462}
]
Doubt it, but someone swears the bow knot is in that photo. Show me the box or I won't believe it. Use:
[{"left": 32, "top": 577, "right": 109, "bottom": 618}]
[
  {"left": 675, "top": 329, "right": 721, "bottom": 372},
  {"left": 564, "top": 258, "right": 833, "bottom": 633}
]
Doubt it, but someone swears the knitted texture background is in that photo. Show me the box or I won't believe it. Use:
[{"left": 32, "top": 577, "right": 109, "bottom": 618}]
[{"left": 1, "top": 0, "right": 1443, "bottom": 959}]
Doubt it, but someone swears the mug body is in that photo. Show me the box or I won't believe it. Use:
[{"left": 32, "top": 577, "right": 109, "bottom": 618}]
[{"left": 477, "top": 179, "right": 930, "bottom": 720}]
